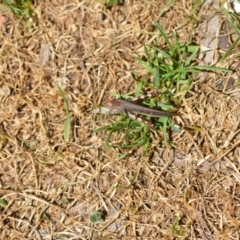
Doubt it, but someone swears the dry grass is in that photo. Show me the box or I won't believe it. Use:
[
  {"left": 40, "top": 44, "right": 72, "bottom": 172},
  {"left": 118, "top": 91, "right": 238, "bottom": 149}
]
[{"left": 0, "top": 0, "right": 240, "bottom": 239}]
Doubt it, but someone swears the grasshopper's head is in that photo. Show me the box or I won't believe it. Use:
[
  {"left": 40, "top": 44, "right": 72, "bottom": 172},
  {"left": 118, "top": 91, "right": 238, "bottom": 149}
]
[{"left": 102, "top": 99, "right": 124, "bottom": 109}]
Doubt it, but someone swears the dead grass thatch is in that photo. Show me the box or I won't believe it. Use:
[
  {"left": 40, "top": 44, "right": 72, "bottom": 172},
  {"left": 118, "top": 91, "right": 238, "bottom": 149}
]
[{"left": 0, "top": 0, "right": 240, "bottom": 239}]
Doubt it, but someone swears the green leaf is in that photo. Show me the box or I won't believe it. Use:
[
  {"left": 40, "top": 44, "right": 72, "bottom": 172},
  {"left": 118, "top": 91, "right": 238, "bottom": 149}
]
[
  {"left": 158, "top": 0, "right": 175, "bottom": 18},
  {"left": 106, "top": 0, "right": 119, "bottom": 8},
  {"left": 90, "top": 211, "right": 104, "bottom": 223},
  {"left": 0, "top": 198, "right": 8, "bottom": 208}
]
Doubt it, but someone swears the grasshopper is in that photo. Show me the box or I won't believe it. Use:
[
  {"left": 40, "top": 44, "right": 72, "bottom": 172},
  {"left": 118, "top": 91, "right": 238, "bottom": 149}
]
[{"left": 103, "top": 91, "right": 178, "bottom": 125}]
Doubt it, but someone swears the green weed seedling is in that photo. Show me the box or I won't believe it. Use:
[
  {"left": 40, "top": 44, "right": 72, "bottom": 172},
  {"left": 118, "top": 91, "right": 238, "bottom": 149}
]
[
  {"left": 99, "top": 0, "right": 122, "bottom": 8},
  {"left": 3, "top": 0, "right": 36, "bottom": 29},
  {"left": 95, "top": 23, "right": 231, "bottom": 156},
  {"left": 90, "top": 210, "right": 104, "bottom": 223}
]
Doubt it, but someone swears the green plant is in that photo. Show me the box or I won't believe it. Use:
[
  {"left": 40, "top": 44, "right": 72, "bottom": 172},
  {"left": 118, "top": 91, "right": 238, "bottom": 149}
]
[
  {"left": 95, "top": 23, "right": 231, "bottom": 155},
  {"left": 171, "top": 216, "right": 182, "bottom": 237},
  {"left": 90, "top": 211, "right": 104, "bottom": 223},
  {"left": 0, "top": 198, "right": 8, "bottom": 208},
  {"left": 3, "top": 0, "right": 36, "bottom": 28},
  {"left": 99, "top": 0, "right": 121, "bottom": 8}
]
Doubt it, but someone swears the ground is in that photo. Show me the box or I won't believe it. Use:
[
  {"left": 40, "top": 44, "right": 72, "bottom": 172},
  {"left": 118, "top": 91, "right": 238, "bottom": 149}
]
[{"left": 0, "top": 0, "right": 240, "bottom": 239}]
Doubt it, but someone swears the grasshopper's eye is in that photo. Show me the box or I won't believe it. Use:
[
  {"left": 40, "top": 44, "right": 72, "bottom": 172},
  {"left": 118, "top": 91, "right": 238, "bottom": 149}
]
[{"left": 103, "top": 100, "right": 113, "bottom": 107}]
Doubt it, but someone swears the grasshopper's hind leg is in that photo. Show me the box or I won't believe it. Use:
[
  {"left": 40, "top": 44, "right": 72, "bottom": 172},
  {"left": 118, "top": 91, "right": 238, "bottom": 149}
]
[
  {"left": 127, "top": 111, "right": 153, "bottom": 127},
  {"left": 131, "top": 90, "right": 158, "bottom": 102}
]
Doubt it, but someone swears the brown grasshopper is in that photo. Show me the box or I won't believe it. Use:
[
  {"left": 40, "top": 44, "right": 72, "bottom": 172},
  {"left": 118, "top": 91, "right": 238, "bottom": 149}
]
[{"left": 103, "top": 91, "right": 178, "bottom": 125}]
